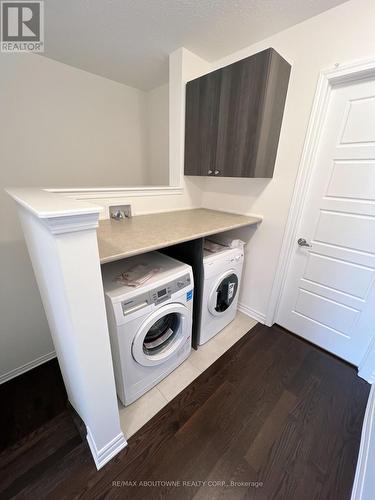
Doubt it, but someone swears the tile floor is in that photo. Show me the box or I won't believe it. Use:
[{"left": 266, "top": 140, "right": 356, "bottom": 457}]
[{"left": 119, "top": 311, "right": 257, "bottom": 438}]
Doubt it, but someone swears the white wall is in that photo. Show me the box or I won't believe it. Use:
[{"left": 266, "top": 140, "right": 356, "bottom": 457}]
[
  {"left": 189, "top": 0, "right": 375, "bottom": 321},
  {"left": 0, "top": 53, "right": 169, "bottom": 382},
  {"left": 146, "top": 84, "right": 170, "bottom": 185},
  {"left": 0, "top": 53, "right": 152, "bottom": 187}
]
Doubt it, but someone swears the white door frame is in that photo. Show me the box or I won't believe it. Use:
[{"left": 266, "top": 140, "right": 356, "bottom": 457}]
[{"left": 266, "top": 56, "right": 375, "bottom": 382}]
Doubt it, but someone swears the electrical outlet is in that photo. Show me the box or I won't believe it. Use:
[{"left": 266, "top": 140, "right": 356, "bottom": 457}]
[{"left": 109, "top": 205, "right": 132, "bottom": 220}]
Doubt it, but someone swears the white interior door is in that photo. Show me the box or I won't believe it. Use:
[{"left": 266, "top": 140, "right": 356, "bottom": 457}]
[{"left": 277, "top": 77, "right": 375, "bottom": 366}]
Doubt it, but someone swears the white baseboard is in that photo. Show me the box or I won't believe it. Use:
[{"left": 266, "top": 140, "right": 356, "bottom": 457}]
[
  {"left": 86, "top": 427, "right": 127, "bottom": 470},
  {"left": 351, "top": 385, "right": 375, "bottom": 500},
  {"left": 237, "top": 303, "right": 265, "bottom": 324},
  {"left": 0, "top": 350, "right": 57, "bottom": 385}
]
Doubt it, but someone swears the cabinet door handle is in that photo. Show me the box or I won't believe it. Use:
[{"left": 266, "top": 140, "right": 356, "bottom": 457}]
[
  {"left": 214, "top": 170, "right": 220, "bottom": 175},
  {"left": 208, "top": 170, "right": 213, "bottom": 175}
]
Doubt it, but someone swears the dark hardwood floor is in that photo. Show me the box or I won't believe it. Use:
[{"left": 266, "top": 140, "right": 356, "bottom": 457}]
[
  {"left": 0, "top": 358, "right": 67, "bottom": 453},
  {"left": 0, "top": 323, "right": 369, "bottom": 500}
]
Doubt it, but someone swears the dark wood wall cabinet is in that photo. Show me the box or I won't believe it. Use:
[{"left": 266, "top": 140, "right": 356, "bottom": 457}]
[{"left": 184, "top": 48, "right": 291, "bottom": 178}]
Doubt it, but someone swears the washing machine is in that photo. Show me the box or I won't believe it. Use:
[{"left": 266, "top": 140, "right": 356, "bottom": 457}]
[
  {"left": 102, "top": 252, "right": 193, "bottom": 406},
  {"left": 198, "top": 242, "right": 244, "bottom": 346}
]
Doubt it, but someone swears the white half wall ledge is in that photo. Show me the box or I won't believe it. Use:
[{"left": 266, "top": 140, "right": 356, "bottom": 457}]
[
  {"left": 6, "top": 187, "right": 127, "bottom": 470},
  {"left": 6, "top": 187, "right": 103, "bottom": 218}
]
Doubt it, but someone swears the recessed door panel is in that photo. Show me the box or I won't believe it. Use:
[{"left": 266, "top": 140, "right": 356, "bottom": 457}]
[
  {"left": 294, "top": 289, "right": 359, "bottom": 337},
  {"left": 340, "top": 96, "right": 375, "bottom": 144},
  {"left": 304, "top": 253, "right": 374, "bottom": 298},
  {"left": 327, "top": 161, "right": 375, "bottom": 200},
  {"left": 315, "top": 212, "right": 375, "bottom": 254}
]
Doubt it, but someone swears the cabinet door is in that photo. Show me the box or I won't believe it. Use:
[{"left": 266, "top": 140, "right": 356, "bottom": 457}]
[
  {"left": 184, "top": 48, "right": 290, "bottom": 178},
  {"left": 215, "top": 50, "right": 271, "bottom": 178},
  {"left": 253, "top": 49, "right": 291, "bottom": 178},
  {"left": 184, "top": 69, "right": 222, "bottom": 176}
]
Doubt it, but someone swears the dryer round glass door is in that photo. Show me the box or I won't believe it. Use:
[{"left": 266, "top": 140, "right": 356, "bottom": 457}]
[
  {"left": 132, "top": 303, "right": 191, "bottom": 367},
  {"left": 143, "top": 313, "right": 179, "bottom": 354},
  {"left": 208, "top": 271, "right": 239, "bottom": 316}
]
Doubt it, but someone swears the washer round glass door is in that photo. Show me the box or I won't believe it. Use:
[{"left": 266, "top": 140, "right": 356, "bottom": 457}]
[
  {"left": 208, "top": 271, "right": 239, "bottom": 316},
  {"left": 132, "top": 303, "right": 191, "bottom": 367}
]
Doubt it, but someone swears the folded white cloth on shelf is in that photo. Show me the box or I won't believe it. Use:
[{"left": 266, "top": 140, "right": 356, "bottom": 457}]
[
  {"left": 204, "top": 240, "right": 226, "bottom": 253},
  {"left": 206, "top": 235, "right": 245, "bottom": 249}
]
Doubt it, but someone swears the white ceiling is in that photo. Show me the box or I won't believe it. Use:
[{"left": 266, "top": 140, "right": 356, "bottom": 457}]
[{"left": 43, "top": 0, "right": 347, "bottom": 90}]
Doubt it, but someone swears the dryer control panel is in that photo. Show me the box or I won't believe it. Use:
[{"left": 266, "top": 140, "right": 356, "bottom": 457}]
[{"left": 121, "top": 273, "right": 192, "bottom": 315}]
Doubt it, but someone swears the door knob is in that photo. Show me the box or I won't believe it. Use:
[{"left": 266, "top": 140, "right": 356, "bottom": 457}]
[{"left": 297, "top": 238, "right": 312, "bottom": 248}]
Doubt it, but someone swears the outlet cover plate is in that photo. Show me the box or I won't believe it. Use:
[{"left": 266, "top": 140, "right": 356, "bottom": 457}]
[{"left": 109, "top": 205, "right": 132, "bottom": 220}]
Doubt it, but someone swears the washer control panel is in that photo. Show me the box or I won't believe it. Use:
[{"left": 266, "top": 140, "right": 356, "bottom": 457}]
[{"left": 121, "top": 273, "right": 191, "bottom": 315}]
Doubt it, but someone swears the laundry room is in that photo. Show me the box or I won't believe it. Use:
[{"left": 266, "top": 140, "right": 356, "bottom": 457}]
[{"left": 1, "top": 1, "right": 375, "bottom": 499}]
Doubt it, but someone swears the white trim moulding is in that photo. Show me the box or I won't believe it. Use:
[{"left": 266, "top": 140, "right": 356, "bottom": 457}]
[
  {"left": 0, "top": 350, "right": 57, "bottom": 385},
  {"left": 42, "top": 213, "right": 99, "bottom": 234},
  {"left": 87, "top": 427, "right": 127, "bottom": 470},
  {"left": 351, "top": 385, "right": 375, "bottom": 500},
  {"left": 47, "top": 186, "right": 184, "bottom": 200},
  {"left": 237, "top": 302, "right": 266, "bottom": 324}
]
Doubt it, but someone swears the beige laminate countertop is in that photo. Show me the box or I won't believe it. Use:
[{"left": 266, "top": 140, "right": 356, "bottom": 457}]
[{"left": 97, "top": 208, "right": 261, "bottom": 264}]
